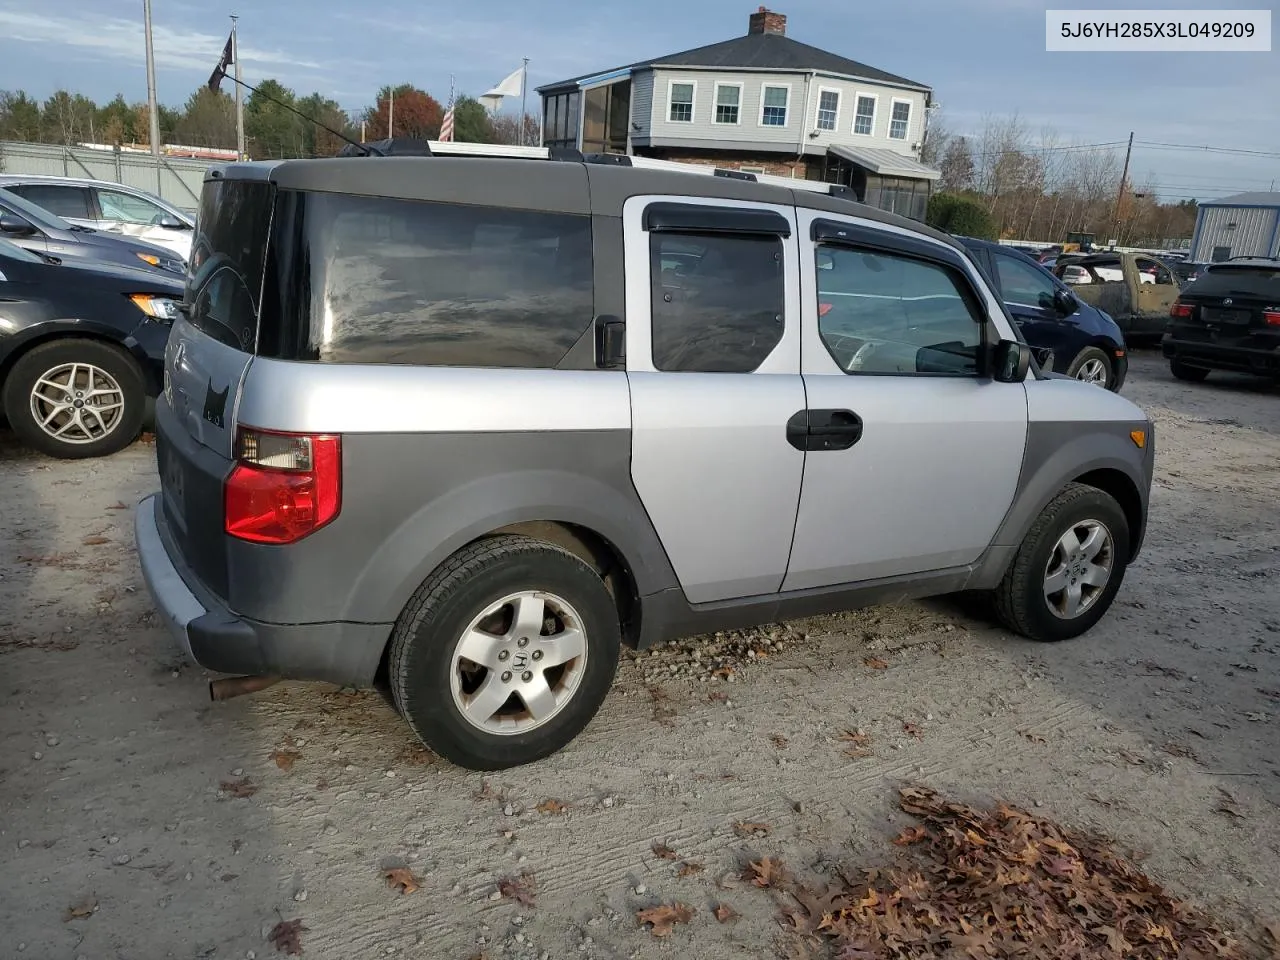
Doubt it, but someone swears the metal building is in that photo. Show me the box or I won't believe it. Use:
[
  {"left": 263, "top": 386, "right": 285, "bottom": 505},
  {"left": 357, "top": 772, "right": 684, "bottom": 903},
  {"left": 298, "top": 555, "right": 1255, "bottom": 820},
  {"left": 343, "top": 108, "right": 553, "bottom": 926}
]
[{"left": 1189, "top": 192, "right": 1280, "bottom": 262}]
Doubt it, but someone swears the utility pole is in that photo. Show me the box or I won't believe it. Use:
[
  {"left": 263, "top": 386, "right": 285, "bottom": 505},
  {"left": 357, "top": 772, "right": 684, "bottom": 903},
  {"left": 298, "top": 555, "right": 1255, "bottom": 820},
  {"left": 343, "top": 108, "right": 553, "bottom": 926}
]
[
  {"left": 231, "top": 15, "right": 245, "bottom": 160},
  {"left": 1110, "top": 131, "right": 1134, "bottom": 250},
  {"left": 143, "top": 0, "right": 160, "bottom": 156},
  {"left": 519, "top": 58, "right": 529, "bottom": 146},
  {"left": 388, "top": 88, "right": 394, "bottom": 138}
]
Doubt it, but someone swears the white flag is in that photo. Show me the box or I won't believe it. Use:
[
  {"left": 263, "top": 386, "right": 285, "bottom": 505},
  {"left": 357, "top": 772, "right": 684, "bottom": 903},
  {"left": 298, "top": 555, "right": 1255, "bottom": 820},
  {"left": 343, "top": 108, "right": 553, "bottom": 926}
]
[{"left": 483, "top": 65, "right": 525, "bottom": 101}]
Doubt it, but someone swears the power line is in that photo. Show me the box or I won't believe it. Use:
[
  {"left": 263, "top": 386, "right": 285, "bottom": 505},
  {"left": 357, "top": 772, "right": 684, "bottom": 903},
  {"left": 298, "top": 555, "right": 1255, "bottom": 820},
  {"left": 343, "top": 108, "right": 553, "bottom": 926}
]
[{"left": 1134, "top": 140, "right": 1280, "bottom": 159}]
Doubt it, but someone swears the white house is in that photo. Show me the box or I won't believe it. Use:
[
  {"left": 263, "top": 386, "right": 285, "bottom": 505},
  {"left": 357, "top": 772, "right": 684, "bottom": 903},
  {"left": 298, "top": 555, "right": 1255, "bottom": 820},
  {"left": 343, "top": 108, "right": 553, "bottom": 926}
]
[{"left": 538, "top": 7, "right": 941, "bottom": 220}]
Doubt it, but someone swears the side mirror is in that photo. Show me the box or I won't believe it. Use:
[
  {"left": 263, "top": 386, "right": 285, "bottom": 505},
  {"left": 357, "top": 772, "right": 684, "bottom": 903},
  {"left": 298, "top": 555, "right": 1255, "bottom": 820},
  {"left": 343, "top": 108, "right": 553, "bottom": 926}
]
[
  {"left": 157, "top": 214, "right": 188, "bottom": 229},
  {"left": 0, "top": 213, "right": 36, "bottom": 236},
  {"left": 1052, "top": 288, "right": 1077, "bottom": 315},
  {"left": 991, "top": 339, "right": 1031, "bottom": 383}
]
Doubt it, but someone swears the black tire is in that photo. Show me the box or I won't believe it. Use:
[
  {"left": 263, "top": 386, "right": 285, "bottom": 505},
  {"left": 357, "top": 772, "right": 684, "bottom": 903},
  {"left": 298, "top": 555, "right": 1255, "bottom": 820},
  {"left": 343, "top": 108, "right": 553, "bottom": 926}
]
[
  {"left": 1065, "top": 346, "right": 1114, "bottom": 390},
  {"left": 388, "top": 535, "right": 621, "bottom": 770},
  {"left": 1169, "top": 360, "right": 1210, "bottom": 383},
  {"left": 992, "top": 483, "right": 1130, "bottom": 643},
  {"left": 2, "top": 339, "right": 145, "bottom": 459}
]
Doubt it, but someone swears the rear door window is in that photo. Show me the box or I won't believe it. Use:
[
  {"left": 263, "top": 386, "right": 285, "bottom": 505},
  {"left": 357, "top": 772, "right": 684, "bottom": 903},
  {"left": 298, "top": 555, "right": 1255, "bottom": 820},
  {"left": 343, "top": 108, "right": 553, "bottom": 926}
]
[
  {"left": 258, "top": 193, "right": 594, "bottom": 368},
  {"left": 9, "top": 184, "right": 93, "bottom": 220}
]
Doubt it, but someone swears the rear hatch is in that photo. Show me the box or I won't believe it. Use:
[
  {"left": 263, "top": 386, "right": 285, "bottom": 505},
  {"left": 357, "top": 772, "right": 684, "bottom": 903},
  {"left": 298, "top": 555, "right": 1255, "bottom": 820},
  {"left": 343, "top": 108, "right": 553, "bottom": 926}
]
[
  {"left": 157, "top": 175, "right": 274, "bottom": 597},
  {"left": 1171, "top": 261, "right": 1280, "bottom": 351}
]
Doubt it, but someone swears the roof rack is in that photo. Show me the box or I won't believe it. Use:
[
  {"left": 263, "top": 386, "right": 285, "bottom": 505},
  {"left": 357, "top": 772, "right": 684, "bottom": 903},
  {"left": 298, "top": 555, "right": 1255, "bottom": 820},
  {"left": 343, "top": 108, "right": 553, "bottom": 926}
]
[{"left": 370, "top": 139, "right": 860, "bottom": 201}]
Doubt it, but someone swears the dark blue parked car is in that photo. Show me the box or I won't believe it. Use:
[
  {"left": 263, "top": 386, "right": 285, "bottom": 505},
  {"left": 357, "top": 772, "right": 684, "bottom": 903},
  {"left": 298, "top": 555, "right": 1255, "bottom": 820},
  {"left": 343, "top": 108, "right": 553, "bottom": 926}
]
[{"left": 958, "top": 237, "right": 1128, "bottom": 392}]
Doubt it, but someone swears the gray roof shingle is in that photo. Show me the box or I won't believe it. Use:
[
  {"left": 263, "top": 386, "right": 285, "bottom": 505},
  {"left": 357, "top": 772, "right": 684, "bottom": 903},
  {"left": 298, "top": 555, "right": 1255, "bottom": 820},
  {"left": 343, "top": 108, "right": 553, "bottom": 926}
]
[
  {"left": 1200, "top": 191, "right": 1280, "bottom": 207},
  {"left": 538, "top": 31, "right": 928, "bottom": 93}
]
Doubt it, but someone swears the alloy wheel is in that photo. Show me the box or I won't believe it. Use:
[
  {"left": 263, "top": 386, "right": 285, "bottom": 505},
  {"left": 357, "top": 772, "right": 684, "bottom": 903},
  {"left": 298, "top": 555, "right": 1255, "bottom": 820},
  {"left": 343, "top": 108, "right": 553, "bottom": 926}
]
[
  {"left": 1043, "top": 520, "right": 1114, "bottom": 619},
  {"left": 28, "top": 362, "right": 127, "bottom": 445}
]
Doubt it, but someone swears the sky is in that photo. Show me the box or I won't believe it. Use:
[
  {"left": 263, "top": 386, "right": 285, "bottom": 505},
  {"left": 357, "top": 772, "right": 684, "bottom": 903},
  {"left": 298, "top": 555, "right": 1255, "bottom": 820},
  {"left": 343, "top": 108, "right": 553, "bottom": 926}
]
[{"left": 2, "top": 0, "right": 1277, "bottom": 202}]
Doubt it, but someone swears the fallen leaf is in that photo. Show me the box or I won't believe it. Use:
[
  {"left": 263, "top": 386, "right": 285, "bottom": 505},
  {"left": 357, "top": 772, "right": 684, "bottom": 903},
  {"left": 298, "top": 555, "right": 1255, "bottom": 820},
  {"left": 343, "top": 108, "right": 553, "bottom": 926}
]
[
  {"left": 384, "top": 867, "right": 421, "bottom": 895},
  {"left": 536, "top": 798, "right": 568, "bottom": 815},
  {"left": 676, "top": 861, "right": 704, "bottom": 878},
  {"left": 651, "top": 842, "right": 678, "bottom": 860},
  {"left": 744, "top": 857, "right": 787, "bottom": 888},
  {"left": 1265, "top": 921, "right": 1280, "bottom": 944},
  {"left": 708, "top": 691, "right": 729, "bottom": 703},
  {"left": 712, "top": 666, "right": 735, "bottom": 680},
  {"left": 1020, "top": 730, "right": 1048, "bottom": 745},
  {"left": 863, "top": 656, "right": 889, "bottom": 670},
  {"left": 892, "top": 826, "right": 929, "bottom": 846},
  {"left": 713, "top": 903, "right": 738, "bottom": 923},
  {"left": 473, "top": 780, "right": 496, "bottom": 801},
  {"left": 840, "top": 730, "right": 871, "bottom": 747},
  {"left": 271, "top": 749, "right": 301, "bottom": 772},
  {"left": 770, "top": 733, "right": 789, "bottom": 748},
  {"left": 220, "top": 776, "right": 258, "bottom": 799},
  {"left": 903, "top": 722, "right": 924, "bottom": 741},
  {"left": 733, "top": 821, "right": 771, "bottom": 838},
  {"left": 1117, "top": 749, "right": 1146, "bottom": 765},
  {"left": 497, "top": 871, "right": 536, "bottom": 907},
  {"left": 636, "top": 902, "right": 694, "bottom": 937},
  {"left": 268, "top": 918, "right": 306, "bottom": 955},
  {"left": 106, "top": 501, "right": 129, "bottom": 511},
  {"left": 64, "top": 896, "right": 97, "bottom": 921},
  {"left": 81, "top": 536, "right": 111, "bottom": 546},
  {"left": 231, "top": 839, "right": 243, "bottom": 854}
]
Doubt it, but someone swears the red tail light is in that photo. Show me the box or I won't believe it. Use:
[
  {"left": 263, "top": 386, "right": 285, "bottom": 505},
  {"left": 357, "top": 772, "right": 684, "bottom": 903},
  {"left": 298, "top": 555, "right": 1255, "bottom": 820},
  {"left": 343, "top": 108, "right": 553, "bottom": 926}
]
[
  {"left": 224, "top": 428, "right": 341, "bottom": 544},
  {"left": 819, "top": 302, "right": 834, "bottom": 317},
  {"left": 1264, "top": 310, "right": 1280, "bottom": 327},
  {"left": 1170, "top": 301, "right": 1194, "bottom": 319}
]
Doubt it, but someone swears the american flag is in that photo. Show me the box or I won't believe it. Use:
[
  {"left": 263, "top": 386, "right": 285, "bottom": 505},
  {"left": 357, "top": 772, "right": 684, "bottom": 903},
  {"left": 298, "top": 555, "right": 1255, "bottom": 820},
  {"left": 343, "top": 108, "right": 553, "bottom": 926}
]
[{"left": 439, "top": 106, "right": 455, "bottom": 142}]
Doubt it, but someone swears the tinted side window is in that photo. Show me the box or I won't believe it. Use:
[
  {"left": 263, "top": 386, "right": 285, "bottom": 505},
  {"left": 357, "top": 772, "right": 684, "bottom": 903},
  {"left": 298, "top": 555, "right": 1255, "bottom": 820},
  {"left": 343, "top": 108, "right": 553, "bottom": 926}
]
[
  {"left": 10, "top": 184, "right": 92, "bottom": 220},
  {"left": 260, "top": 193, "right": 594, "bottom": 368},
  {"left": 816, "top": 245, "right": 982, "bottom": 376},
  {"left": 97, "top": 188, "right": 169, "bottom": 224},
  {"left": 994, "top": 254, "right": 1057, "bottom": 309},
  {"left": 649, "top": 232, "right": 784, "bottom": 372}
]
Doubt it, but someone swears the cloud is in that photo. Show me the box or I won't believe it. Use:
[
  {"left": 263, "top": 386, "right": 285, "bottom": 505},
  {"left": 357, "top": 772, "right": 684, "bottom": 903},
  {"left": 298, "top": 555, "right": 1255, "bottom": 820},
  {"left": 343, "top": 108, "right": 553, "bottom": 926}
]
[{"left": 0, "top": 9, "right": 320, "bottom": 75}]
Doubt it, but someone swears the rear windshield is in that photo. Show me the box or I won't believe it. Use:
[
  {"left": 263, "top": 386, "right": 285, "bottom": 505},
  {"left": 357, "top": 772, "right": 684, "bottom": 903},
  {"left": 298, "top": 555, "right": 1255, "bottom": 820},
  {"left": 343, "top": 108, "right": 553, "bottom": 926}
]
[
  {"left": 186, "top": 179, "right": 274, "bottom": 351},
  {"left": 1186, "top": 265, "right": 1280, "bottom": 301}
]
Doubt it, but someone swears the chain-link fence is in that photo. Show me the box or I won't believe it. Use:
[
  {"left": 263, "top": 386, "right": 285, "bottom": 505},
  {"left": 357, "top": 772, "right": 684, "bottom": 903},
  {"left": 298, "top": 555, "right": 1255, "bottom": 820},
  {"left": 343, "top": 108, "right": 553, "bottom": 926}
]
[{"left": 0, "top": 140, "right": 213, "bottom": 213}]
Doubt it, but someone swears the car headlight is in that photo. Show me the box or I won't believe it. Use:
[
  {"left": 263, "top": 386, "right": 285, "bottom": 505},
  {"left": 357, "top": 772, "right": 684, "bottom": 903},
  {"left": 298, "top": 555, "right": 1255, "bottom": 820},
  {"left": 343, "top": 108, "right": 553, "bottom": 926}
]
[
  {"left": 129, "top": 294, "right": 183, "bottom": 322},
  {"left": 135, "top": 251, "right": 187, "bottom": 275}
]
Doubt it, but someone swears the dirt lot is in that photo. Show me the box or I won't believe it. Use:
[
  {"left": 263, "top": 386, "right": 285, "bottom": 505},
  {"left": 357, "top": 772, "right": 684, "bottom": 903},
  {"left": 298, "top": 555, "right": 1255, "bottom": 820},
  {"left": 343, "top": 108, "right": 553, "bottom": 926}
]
[{"left": 2, "top": 350, "right": 1278, "bottom": 960}]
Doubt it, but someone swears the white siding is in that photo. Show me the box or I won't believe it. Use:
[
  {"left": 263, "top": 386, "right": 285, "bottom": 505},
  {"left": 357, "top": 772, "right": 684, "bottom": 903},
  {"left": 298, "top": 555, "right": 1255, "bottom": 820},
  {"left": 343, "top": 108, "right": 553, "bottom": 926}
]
[
  {"left": 643, "top": 67, "right": 928, "bottom": 157},
  {"left": 1191, "top": 204, "right": 1280, "bottom": 261},
  {"left": 631, "top": 72, "right": 655, "bottom": 139}
]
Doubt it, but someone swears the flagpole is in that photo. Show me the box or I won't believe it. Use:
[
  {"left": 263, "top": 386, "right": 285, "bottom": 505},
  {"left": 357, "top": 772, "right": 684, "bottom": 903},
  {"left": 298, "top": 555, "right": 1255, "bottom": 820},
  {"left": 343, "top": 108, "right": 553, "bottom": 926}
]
[
  {"left": 519, "top": 57, "right": 529, "bottom": 147},
  {"left": 143, "top": 0, "right": 160, "bottom": 156},
  {"left": 231, "top": 15, "right": 245, "bottom": 159}
]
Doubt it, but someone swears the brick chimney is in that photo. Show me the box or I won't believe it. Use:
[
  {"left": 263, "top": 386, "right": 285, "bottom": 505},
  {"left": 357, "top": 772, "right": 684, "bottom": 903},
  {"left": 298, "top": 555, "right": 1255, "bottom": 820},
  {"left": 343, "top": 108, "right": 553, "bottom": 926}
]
[{"left": 748, "top": 6, "right": 787, "bottom": 35}]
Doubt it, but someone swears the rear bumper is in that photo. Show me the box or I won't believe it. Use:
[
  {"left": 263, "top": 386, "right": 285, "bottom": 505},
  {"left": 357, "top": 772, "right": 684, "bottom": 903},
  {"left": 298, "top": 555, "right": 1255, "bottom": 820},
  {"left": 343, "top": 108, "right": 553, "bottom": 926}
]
[
  {"left": 1161, "top": 337, "right": 1280, "bottom": 376},
  {"left": 134, "top": 494, "right": 389, "bottom": 685}
]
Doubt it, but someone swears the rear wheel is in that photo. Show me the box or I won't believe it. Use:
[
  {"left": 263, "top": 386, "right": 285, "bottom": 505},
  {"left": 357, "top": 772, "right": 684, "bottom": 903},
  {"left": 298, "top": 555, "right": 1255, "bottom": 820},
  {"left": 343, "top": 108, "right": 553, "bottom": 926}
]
[
  {"left": 992, "top": 483, "right": 1130, "bottom": 643},
  {"left": 2, "top": 339, "right": 145, "bottom": 459},
  {"left": 388, "top": 535, "right": 621, "bottom": 770},
  {"left": 1169, "top": 360, "right": 1210, "bottom": 382},
  {"left": 1066, "top": 347, "right": 1113, "bottom": 389}
]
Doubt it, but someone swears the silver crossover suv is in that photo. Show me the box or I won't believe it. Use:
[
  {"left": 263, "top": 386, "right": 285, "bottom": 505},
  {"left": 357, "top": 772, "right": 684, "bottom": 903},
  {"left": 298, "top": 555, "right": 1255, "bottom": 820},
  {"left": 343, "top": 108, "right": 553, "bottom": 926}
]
[{"left": 135, "top": 144, "right": 1155, "bottom": 770}]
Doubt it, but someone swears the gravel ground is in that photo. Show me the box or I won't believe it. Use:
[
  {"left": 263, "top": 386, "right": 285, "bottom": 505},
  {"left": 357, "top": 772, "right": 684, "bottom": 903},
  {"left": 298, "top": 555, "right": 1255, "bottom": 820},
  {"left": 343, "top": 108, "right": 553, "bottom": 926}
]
[{"left": 1, "top": 350, "right": 1278, "bottom": 959}]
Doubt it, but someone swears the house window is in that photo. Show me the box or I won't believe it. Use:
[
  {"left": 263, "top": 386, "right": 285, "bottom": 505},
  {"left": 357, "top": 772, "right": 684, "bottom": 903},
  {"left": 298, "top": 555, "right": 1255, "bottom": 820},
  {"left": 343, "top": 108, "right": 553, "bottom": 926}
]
[
  {"left": 889, "top": 100, "right": 911, "bottom": 140},
  {"left": 761, "top": 85, "right": 789, "bottom": 126},
  {"left": 815, "top": 89, "right": 839, "bottom": 131},
  {"left": 853, "top": 95, "right": 876, "bottom": 136},
  {"left": 714, "top": 84, "right": 741, "bottom": 124},
  {"left": 669, "top": 82, "right": 694, "bottom": 123}
]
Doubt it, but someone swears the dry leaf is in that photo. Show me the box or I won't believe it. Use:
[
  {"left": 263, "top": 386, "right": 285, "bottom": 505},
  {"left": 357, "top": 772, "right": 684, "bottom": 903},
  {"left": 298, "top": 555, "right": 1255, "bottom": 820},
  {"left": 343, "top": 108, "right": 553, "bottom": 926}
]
[
  {"left": 713, "top": 902, "right": 738, "bottom": 923},
  {"left": 840, "top": 729, "right": 872, "bottom": 747},
  {"left": 903, "top": 722, "right": 924, "bottom": 741},
  {"left": 708, "top": 691, "right": 729, "bottom": 703},
  {"left": 676, "top": 861, "right": 704, "bottom": 878},
  {"left": 651, "top": 842, "right": 678, "bottom": 860},
  {"left": 81, "top": 536, "right": 110, "bottom": 546},
  {"left": 271, "top": 749, "right": 301, "bottom": 772},
  {"left": 863, "top": 656, "right": 889, "bottom": 670},
  {"left": 1020, "top": 730, "right": 1048, "bottom": 744},
  {"left": 473, "top": 780, "right": 496, "bottom": 801},
  {"left": 497, "top": 871, "right": 536, "bottom": 907},
  {"left": 712, "top": 666, "right": 735, "bottom": 680},
  {"left": 536, "top": 798, "right": 568, "bottom": 815},
  {"left": 384, "top": 867, "right": 421, "bottom": 895},
  {"left": 744, "top": 857, "right": 787, "bottom": 888},
  {"left": 769, "top": 733, "right": 789, "bottom": 748},
  {"left": 106, "top": 501, "right": 128, "bottom": 511},
  {"left": 268, "top": 918, "right": 306, "bottom": 955},
  {"left": 733, "top": 821, "right": 771, "bottom": 837},
  {"left": 636, "top": 902, "right": 694, "bottom": 937},
  {"left": 64, "top": 896, "right": 97, "bottom": 921},
  {"left": 892, "top": 826, "right": 929, "bottom": 846},
  {"left": 220, "top": 776, "right": 258, "bottom": 798}
]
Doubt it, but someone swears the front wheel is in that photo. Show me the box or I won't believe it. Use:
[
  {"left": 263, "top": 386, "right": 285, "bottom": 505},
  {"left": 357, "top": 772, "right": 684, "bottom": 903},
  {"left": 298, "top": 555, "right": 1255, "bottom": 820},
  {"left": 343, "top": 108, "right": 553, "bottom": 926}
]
[
  {"left": 1066, "top": 347, "right": 1114, "bottom": 390},
  {"left": 2, "top": 339, "right": 145, "bottom": 459},
  {"left": 992, "top": 483, "right": 1130, "bottom": 643},
  {"left": 388, "top": 535, "right": 621, "bottom": 770},
  {"left": 1170, "top": 360, "right": 1210, "bottom": 383}
]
